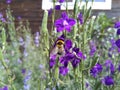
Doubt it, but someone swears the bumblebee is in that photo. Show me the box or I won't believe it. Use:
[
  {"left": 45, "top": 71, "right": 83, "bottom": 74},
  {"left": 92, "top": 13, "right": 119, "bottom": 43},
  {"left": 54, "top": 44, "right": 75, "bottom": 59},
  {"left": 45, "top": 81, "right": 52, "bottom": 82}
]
[{"left": 51, "top": 39, "right": 65, "bottom": 56}]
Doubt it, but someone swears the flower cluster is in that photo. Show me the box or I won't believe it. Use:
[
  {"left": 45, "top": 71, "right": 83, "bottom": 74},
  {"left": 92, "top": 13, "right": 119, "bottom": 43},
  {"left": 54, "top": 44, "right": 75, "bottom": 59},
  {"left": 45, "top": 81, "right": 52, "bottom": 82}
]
[
  {"left": 114, "top": 21, "right": 120, "bottom": 48},
  {"left": 49, "top": 34, "right": 85, "bottom": 76}
]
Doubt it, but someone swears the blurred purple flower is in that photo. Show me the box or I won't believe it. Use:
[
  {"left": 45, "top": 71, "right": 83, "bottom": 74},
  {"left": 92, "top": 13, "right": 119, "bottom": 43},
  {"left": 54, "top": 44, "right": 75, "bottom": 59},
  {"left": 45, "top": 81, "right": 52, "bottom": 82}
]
[
  {"left": 90, "top": 63, "right": 103, "bottom": 78},
  {"left": 102, "top": 76, "right": 114, "bottom": 86},
  {"left": 59, "top": 66, "right": 69, "bottom": 76},
  {"left": 59, "top": 0, "right": 65, "bottom": 3},
  {"left": 108, "top": 39, "right": 118, "bottom": 57},
  {"left": 17, "top": 16, "right": 22, "bottom": 20},
  {"left": 6, "top": 0, "right": 12, "bottom": 4},
  {"left": 118, "top": 64, "right": 120, "bottom": 72},
  {"left": 104, "top": 60, "right": 115, "bottom": 74},
  {"left": 22, "top": 68, "right": 26, "bottom": 74},
  {"left": 117, "top": 28, "right": 120, "bottom": 35},
  {"left": 0, "top": 86, "right": 8, "bottom": 90},
  {"left": 114, "top": 21, "right": 120, "bottom": 28},
  {"left": 0, "top": 13, "right": 6, "bottom": 22},
  {"left": 78, "top": 12, "right": 83, "bottom": 24},
  {"left": 19, "top": 37, "right": 24, "bottom": 46},
  {"left": 34, "top": 32, "right": 40, "bottom": 47},
  {"left": 55, "top": 5, "right": 61, "bottom": 10},
  {"left": 48, "top": 8, "right": 52, "bottom": 16},
  {"left": 23, "top": 71, "right": 32, "bottom": 90},
  {"left": 0, "top": 13, "right": 3, "bottom": 18},
  {"left": 104, "top": 60, "right": 112, "bottom": 66},
  {"left": 115, "top": 39, "right": 120, "bottom": 48},
  {"left": 89, "top": 40, "right": 96, "bottom": 57},
  {"left": 54, "top": 12, "right": 76, "bottom": 32}
]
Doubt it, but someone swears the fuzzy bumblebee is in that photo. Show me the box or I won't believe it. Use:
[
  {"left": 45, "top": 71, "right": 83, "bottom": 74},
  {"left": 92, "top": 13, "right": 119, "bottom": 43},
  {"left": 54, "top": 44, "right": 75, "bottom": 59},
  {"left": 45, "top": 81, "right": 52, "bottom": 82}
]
[{"left": 51, "top": 39, "right": 65, "bottom": 56}]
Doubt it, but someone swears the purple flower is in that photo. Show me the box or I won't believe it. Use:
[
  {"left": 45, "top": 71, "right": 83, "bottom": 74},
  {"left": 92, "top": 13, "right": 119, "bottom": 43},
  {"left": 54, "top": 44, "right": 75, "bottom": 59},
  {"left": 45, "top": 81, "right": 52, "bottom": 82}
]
[
  {"left": 115, "top": 39, "right": 120, "bottom": 48},
  {"left": 90, "top": 63, "right": 103, "bottom": 78},
  {"left": 110, "top": 63, "right": 115, "bottom": 74},
  {"left": 102, "top": 76, "right": 114, "bottom": 86},
  {"left": 104, "top": 60, "right": 115, "bottom": 74},
  {"left": 89, "top": 40, "right": 96, "bottom": 57},
  {"left": 59, "top": 0, "right": 65, "bottom": 3},
  {"left": 49, "top": 55, "right": 57, "bottom": 68},
  {"left": 48, "top": 8, "right": 53, "bottom": 16},
  {"left": 55, "top": 5, "right": 61, "bottom": 10},
  {"left": 59, "top": 66, "right": 69, "bottom": 76},
  {"left": 6, "top": 0, "right": 12, "bottom": 4},
  {"left": 78, "top": 12, "right": 83, "bottom": 24},
  {"left": 108, "top": 39, "right": 118, "bottom": 57},
  {"left": 0, "top": 86, "right": 8, "bottom": 90},
  {"left": 71, "top": 58, "right": 80, "bottom": 68},
  {"left": 34, "top": 32, "right": 40, "bottom": 47},
  {"left": 117, "top": 28, "right": 120, "bottom": 35},
  {"left": 0, "top": 13, "right": 6, "bottom": 22},
  {"left": 114, "top": 21, "right": 120, "bottom": 28},
  {"left": 104, "top": 60, "right": 112, "bottom": 66},
  {"left": 22, "top": 69, "right": 26, "bottom": 74},
  {"left": 17, "top": 16, "right": 22, "bottom": 20},
  {"left": 54, "top": 12, "right": 76, "bottom": 32},
  {"left": 60, "top": 53, "right": 74, "bottom": 67},
  {"left": 0, "top": 13, "right": 3, "bottom": 18},
  {"left": 118, "top": 64, "right": 120, "bottom": 72}
]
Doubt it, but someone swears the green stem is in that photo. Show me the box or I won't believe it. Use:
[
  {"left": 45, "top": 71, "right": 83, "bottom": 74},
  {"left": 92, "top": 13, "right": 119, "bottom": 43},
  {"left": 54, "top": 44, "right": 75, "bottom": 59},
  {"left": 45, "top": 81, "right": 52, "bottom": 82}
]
[{"left": 0, "top": 49, "right": 16, "bottom": 90}]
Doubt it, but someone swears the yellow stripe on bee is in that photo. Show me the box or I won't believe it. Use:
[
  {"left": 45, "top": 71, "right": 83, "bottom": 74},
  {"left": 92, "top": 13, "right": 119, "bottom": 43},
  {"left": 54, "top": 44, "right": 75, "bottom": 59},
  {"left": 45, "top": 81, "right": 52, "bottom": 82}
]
[{"left": 56, "top": 40, "right": 64, "bottom": 45}]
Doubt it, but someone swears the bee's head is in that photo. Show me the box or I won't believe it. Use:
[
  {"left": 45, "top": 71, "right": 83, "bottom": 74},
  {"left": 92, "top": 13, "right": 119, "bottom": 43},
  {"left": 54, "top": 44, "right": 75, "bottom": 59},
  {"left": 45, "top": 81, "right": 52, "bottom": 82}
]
[{"left": 56, "top": 39, "right": 64, "bottom": 48}]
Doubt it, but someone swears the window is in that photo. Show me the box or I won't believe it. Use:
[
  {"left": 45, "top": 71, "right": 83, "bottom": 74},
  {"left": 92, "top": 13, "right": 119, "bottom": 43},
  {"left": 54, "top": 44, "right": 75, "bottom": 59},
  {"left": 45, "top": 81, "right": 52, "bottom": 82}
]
[{"left": 42, "top": 0, "right": 112, "bottom": 10}]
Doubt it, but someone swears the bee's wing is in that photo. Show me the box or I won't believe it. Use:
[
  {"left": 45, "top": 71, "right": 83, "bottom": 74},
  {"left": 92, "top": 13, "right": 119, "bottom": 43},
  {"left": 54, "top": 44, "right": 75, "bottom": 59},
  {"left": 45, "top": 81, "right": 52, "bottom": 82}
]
[{"left": 50, "top": 46, "right": 58, "bottom": 56}]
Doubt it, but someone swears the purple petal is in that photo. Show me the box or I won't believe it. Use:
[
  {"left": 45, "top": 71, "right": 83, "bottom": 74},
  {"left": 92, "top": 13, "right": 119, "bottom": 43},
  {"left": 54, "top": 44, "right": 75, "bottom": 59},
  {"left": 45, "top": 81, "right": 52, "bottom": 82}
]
[
  {"left": 54, "top": 19, "right": 64, "bottom": 32},
  {"left": 3, "top": 86, "right": 8, "bottom": 90},
  {"left": 104, "top": 59, "right": 112, "bottom": 67},
  {"left": 114, "top": 21, "right": 120, "bottom": 28},
  {"left": 110, "top": 63, "right": 115, "bottom": 74},
  {"left": 65, "top": 39, "right": 73, "bottom": 50},
  {"left": 59, "top": 66, "right": 69, "bottom": 76},
  {"left": 48, "top": 8, "right": 53, "bottom": 16},
  {"left": 65, "top": 25, "right": 71, "bottom": 32},
  {"left": 59, "top": 0, "right": 65, "bottom": 3},
  {"left": 55, "top": 5, "right": 61, "bottom": 10},
  {"left": 73, "top": 47, "right": 79, "bottom": 53},
  {"left": 6, "top": 0, "right": 12, "bottom": 4},
  {"left": 67, "top": 18, "right": 76, "bottom": 26},
  {"left": 49, "top": 55, "right": 57, "bottom": 68},
  {"left": 118, "top": 64, "right": 120, "bottom": 72},
  {"left": 78, "top": 12, "right": 83, "bottom": 24},
  {"left": 102, "top": 76, "right": 114, "bottom": 86},
  {"left": 56, "top": 26, "right": 65, "bottom": 32},
  {"left": 60, "top": 53, "right": 74, "bottom": 66},
  {"left": 77, "top": 51, "right": 86, "bottom": 60},
  {"left": 54, "top": 19, "right": 64, "bottom": 27},
  {"left": 71, "top": 59, "right": 80, "bottom": 68},
  {"left": 117, "top": 28, "right": 120, "bottom": 35},
  {"left": 115, "top": 39, "right": 120, "bottom": 48},
  {"left": 61, "top": 12, "right": 68, "bottom": 19}
]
